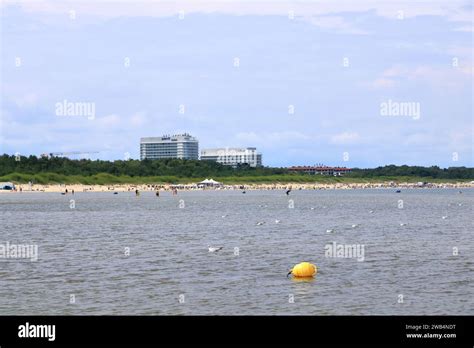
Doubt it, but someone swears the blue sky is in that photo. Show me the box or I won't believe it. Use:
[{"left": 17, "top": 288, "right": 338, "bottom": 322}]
[{"left": 1, "top": 0, "right": 472, "bottom": 168}]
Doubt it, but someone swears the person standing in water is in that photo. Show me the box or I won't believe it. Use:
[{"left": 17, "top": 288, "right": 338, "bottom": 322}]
[{"left": 135, "top": 189, "right": 139, "bottom": 196}]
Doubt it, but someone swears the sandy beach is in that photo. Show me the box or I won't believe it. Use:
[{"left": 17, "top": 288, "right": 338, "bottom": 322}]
[{"left": 2, "top": 181, "right": 473, "bottom": 193}]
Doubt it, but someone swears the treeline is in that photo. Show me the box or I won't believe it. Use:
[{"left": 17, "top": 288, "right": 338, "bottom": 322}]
[
  {"left": 0, "top": 155, "right": 472, "bottom": 180},
  {"left": 348, "top": 165, "right": 474, "bottom": 179},
  {"left": 0, "top": 154, "right": 286, "bottom": 178}
]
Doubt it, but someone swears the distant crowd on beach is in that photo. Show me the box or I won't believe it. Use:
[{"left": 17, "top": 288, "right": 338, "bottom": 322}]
[{"left": 3, "top": 180, "right": 473, "bottom": 193}]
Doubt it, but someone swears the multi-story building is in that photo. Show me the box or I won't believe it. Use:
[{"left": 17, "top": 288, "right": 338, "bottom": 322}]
[
  {"left": 200, "top": 147, "right": 262, "bottom": 167},
  {"left": 140, "top": 134, "right": 199, "bottom": 160}
]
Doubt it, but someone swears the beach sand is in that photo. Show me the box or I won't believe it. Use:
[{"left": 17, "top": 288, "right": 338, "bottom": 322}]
[{"left": 2, "top": 181, "right": 473, "bottom": 193}]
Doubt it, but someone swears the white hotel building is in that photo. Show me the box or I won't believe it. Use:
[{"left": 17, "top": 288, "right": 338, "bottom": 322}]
[
  {"left": 200, "top": 147, "right": 262, "bottom": 168},
  {"left": 140, "top": 134, "right": 199, "bottom": 160}
]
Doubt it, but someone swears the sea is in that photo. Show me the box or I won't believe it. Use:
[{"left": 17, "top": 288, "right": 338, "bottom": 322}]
[{"left": 0, "top": 188, "right": 472, "bottom": 315}]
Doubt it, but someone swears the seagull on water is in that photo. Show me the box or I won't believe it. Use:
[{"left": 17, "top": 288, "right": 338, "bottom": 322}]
[
  {"left": 256, "top": 221, "right": 266, "bottom": 226},
  {"left": 208, "top": 246, "right": 223, "bottom": 253},
  {"left": 275, "top": 220, "right": 281, "bottom": 224},
  {"left": 369, "top": 210, "right": 374, "bottom": 214},
  {"left": 400, "top": 223, "right": 406, "bottom": 226},
  {"left": 442, "top": 216, "right": 448, "bottom": 220},
  {"left": 326, "top": 229, "right": 334, "bottom": 233},
  {"left": 310, "top": 207, "right": 315, "bottom": 210},
  {"left": 351, "top": 224, "right": 358, "bottom": 228}
]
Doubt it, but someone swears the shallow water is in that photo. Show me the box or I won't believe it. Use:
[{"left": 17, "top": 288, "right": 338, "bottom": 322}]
[{"left": 0, "top": 188, "right": 472, "bottom": 315}]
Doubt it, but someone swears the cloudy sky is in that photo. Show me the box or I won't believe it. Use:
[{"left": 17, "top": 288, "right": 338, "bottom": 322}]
[{"left": 0, "top": 0, "right": 472, "bottom": 167}]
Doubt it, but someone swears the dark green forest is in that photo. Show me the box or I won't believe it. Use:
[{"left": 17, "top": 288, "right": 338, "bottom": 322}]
[
  {"left": 0, "top": 154, "right": 472, "bottom": 183},
  {"left": 0, "top": 154, "right": 286, "bottom": 177},
  {"left": 348, "top": 165, "right": 473, "bottom": 179}
]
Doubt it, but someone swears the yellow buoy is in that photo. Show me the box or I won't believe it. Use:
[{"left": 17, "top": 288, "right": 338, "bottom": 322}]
[{"left": 287, "top": 262, "right": 317, "bottom": 278}]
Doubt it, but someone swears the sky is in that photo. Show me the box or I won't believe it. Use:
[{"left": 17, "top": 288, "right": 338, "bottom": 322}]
[{"left": 0, "top": 0, "right": 472, "bottom": 168}]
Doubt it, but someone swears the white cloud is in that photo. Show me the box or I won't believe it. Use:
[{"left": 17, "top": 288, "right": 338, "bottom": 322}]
[
  {"left": 453, "top": 25, "right": 474, "bottom": 32},
  {"left": 96, "top": 114, "right": 120, "bottom": 127},
  {"left": 235, "top": 131, "right": 312, "bottom": 146},
  {"left": 13, "top": 93, "right": 39, "bottom": 107},
  {"left": 130, "top": 112, "right": 146, "bottom": 127},
  {"left": 369, "top": 63, "right": 473, "bottom": 90},
  {"left": 6, "top": 0, "right": 471, "bottom": 22},
  {"left": 330, "top": 131, "right": 361, "bottom": 145},
  {"left": 382, "top": 66, "right": 405, "bottom": 77},
  {"left": 402, "top": 133, "right": 438, "bottom": 146},
  {"left": 367, "top": 65, "right": 409, "bottom": 89},
  {"left": 96, "top": 111, "right": 154, "bottom": 131},
  {"left": 446, "top": 45, "right": 473, "bottom": 59},
  {"left": 448, "top": 130, "right": 473, "bottom": 150},
  {"left": 309, "top": 16, "right": 370, "bottom": 35},
  {"left": 371, "top": 78, "right": 396, "bottom": 89}
]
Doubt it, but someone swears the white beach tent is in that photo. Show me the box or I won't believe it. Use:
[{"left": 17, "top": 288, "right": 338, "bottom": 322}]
[{"left": 197, "top": 178, "right": 222, "bottom": 187}]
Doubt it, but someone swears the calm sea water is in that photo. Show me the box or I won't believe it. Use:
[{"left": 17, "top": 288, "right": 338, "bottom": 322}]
[{"left": 0, "top": 189, "right": 472, "bottom": 315}]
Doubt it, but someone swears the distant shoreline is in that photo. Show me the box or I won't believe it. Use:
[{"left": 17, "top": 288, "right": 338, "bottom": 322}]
[{"left": 2, "top": 181, "right": 473, "bottom": 193}]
